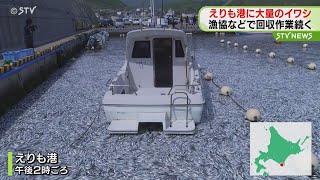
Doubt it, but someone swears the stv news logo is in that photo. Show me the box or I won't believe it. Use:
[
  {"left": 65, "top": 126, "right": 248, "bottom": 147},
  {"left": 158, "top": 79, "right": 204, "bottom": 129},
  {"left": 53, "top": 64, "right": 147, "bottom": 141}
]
[{"left": 10, "top": 6, "right": 37, "bottom": 16}]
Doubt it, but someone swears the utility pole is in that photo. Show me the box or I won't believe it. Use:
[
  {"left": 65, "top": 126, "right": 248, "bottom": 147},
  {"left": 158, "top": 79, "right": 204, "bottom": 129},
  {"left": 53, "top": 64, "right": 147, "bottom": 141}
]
[
  {"left": 152, "top": 0, "right": 154, "bottom": 17},
  {"left": 150, "top": 0, "right": 152, "bottom": 17},
  {"left": 161, "top": 0, "right": 164, "bottom": 17},
  {"left": 153, "top": 0, "right": 155, "bottom": 27},
  {"left": 142, "top": 0, "right": 144, "bottom": 19},
  {"left": 149, "top": 0, "right": 155, "bottom": 27}
]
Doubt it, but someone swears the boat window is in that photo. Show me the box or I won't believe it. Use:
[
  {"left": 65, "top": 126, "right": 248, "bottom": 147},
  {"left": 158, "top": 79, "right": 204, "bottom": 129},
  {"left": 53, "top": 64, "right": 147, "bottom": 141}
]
[
  {"left": 132, "top": 41, "right": 151, "bottom": 58},
  {"left": 175, "top": 40, "right": 185, "bottom": 57}
]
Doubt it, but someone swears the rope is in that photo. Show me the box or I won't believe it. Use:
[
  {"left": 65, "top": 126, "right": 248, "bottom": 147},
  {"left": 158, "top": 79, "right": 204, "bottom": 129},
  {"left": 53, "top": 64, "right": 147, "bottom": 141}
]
[
  {"left": 229, "top": 95, "right": 247, "bottom": 112},
  {"left": 210, "top": 80, "right": 247, "bottom": 112},
  {"left": 201, "top": 68, "right": 248, "bottom": 112},
  {"left": 211, "top": 80, "right": 221, "bottom": 89},
  {"left": 68, "top": 104, "right": 102, "bottom": 148}
]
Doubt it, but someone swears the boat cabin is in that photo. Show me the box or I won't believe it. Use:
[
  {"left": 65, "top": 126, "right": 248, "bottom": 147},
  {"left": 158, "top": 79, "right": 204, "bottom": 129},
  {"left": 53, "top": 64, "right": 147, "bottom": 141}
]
[{"left": 126, "top": 28, "right": 190, "bottom": 90}]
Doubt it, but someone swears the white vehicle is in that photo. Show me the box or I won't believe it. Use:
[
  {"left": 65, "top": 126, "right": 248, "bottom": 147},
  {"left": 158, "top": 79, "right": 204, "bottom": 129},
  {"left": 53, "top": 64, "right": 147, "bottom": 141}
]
[
  {"left": 103, "top": 29, "right": 204, "bottom": 134},
  {"left": 156, "top": 18, "right": 168, "bottom": 28},
  {"left": 114, "top": 18, "right": 125, "bottom": 28},
  {"left": 132, "top": 18, "right": 141, "bottom": 25},
  {"left": 141, "top": 18, "right": 150, "bottom": 26},
  {"left": 123, "top": 18, "right": 131, "bottom": 25}
]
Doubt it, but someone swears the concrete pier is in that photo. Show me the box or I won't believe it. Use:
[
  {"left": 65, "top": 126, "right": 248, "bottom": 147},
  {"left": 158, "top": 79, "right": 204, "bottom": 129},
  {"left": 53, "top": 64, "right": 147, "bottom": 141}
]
[
  {"left": 0, "top": 29, "right": 97, "bottom": 115},
  {"left": 104, "top": 25, "right": 204, "bottom": 36}
]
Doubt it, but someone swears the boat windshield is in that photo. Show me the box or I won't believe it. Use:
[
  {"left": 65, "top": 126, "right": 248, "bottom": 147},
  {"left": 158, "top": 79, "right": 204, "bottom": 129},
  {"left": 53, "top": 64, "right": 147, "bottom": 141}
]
[{"left": 132, "top": 41, "right": 150, "bottom": 58}]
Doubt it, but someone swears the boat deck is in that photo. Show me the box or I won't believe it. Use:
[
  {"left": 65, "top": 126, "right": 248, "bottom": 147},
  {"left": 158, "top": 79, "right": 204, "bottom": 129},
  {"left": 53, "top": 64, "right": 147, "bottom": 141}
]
[
  {"left": 136, "top": 87, "right": 188, "bottom": 95},
  {"left": 137, "top": 88, "right": 171, "bottom": 95}
]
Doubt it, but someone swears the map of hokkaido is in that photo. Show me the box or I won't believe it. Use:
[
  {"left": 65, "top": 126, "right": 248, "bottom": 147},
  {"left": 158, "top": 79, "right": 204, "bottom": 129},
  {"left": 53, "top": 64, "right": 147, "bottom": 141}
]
[{"left": 250, "top": 122, "right": 312, "bottom": 176}]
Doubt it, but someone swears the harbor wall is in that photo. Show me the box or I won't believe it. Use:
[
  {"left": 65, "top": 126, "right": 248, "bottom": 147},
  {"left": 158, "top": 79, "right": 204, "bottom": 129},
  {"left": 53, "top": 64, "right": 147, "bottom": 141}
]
[
  {"left": 0, "top": 0, "right": 98, "bottom": 53},
  {"left": 0, "top": 29, "right": 97, "bottom": 116},
  {"left": 105, "top": 26, "right": 207, "bottom": 36}
]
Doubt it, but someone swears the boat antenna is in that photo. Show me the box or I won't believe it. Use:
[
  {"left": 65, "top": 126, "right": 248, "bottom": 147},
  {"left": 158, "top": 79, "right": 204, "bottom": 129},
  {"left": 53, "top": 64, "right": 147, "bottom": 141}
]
[{"left": 161, "top": 0, "right": 164, "bottom": 17}]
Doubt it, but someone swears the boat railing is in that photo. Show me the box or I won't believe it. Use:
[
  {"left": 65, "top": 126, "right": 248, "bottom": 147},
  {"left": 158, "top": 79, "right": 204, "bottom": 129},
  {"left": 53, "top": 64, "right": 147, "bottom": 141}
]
[
  {"left": 106, "top": 78, "right": 112, "bottom": 87},
  {"left": 167, "top": 84, "right": 199, "bottom": 95},
  {"left": 109, "top": 84, "right": 137, "bottom": 95},
  {"left": 169, "top": 92, "right": 189, "bottom": 128}
]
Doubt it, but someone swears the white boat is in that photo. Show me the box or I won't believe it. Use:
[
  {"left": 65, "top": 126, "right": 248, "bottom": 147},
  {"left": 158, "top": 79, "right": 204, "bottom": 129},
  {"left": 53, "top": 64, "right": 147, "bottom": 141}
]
[{"left": 103, "top": 28, "right": 205, "bottom": 134}]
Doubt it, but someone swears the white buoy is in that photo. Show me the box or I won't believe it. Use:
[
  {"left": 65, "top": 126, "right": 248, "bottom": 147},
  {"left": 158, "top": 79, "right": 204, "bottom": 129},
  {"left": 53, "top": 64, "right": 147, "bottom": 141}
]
[
  {"left": 220, "top": 39, "right": 225, "bottom": 43},
  {"left": 308, "top": 63, "right": 317, "bottom": 70},
  {"left": 287, "top": 57, "right": 294, "bottom": 64},
  {"left": 269, "top": 52, "right": 276, "bottom": 58},
  {"left": 204, "top": 72, "right": 214, "bottom": 80},
  {"left": 245, "top": 109, "right": 261, "bottom": 122},
  {"left": 234, "top": 43, "right": 238, "bottom": 47},
  {"left": 227, "top": 41, "right": 231, "bottom": 45},
  {"left": 256, "top": 49, "right": 261, "bottom": 54},
  {"left": 312, "top": 153, "right": 319, "bottom": 173},
  {"left": 243, "top": 45, "right": 248, "bottom": 50},
  {"left": 303, "top": 44, "right": 308, "bottom": 48},
  {"left": 220, "top": 86, "right": 233, "bottom": 96}
]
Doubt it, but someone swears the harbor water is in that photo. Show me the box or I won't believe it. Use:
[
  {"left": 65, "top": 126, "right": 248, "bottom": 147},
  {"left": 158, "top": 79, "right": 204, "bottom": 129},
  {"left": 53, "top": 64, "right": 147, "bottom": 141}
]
[{"left": 0, "top": 34, "right": 319, "bottom": 179}]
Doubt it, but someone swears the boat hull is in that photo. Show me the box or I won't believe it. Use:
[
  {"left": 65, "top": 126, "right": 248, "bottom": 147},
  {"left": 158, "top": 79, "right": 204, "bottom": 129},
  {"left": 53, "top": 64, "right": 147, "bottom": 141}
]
[
  {"left": 103, "top": 103, "right": 204, "bottom": 124},
  {"left": 103, "top": 85, "right": 205, "bottom": 125}
]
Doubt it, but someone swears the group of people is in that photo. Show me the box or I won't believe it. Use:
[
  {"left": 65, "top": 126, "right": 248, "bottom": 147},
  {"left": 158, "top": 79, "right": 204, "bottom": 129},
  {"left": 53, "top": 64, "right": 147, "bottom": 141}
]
[
  {"left": 181, "top": 15, "right": 197, "bottom": 26},
  {"left": 167, "top": 15, "right": 197, "bottom": 28}
]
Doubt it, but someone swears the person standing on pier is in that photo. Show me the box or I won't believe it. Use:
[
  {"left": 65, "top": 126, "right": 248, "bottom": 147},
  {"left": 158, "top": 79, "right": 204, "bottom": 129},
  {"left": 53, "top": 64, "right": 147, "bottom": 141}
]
[
  {"left": 186, "top": 16, "right": 189, "bottom": 27},
  {"left": 193, "top": 16, "right": 197, "bottom": 25},
  {"left": 24, "top": 18, "right": 37, "bottom": 49},
  {"left": 170, "top": 17, "right": 175, "bottom": 29}
]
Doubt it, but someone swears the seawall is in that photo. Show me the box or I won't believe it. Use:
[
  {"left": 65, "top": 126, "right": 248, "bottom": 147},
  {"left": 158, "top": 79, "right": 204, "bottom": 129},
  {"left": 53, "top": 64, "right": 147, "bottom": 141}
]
[{"left": 0, "top": 29, "right": 98, "bottom": 116}]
